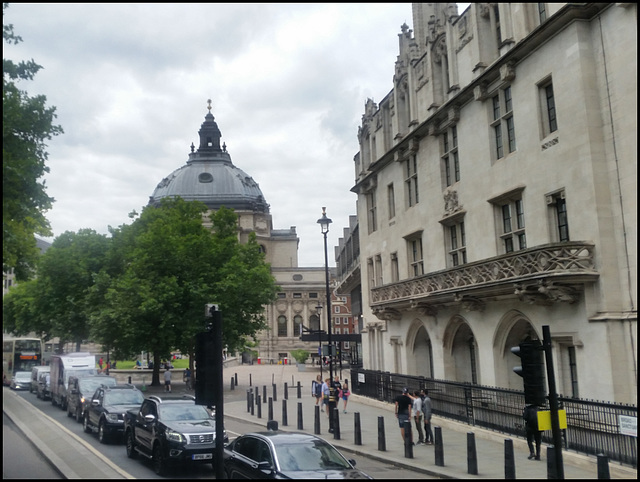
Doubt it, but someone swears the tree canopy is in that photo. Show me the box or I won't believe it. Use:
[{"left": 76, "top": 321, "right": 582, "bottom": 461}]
[{"left": 3, "top": 4, "right": 63, "bottom": 280}]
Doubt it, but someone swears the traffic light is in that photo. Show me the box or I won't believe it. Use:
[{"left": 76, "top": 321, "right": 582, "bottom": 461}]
[
  {"left": 195, "top": 330, "right": 216, "bottom": 406},
  {"left": 511, "top": 339, "right": 546, "bottom": 406}
]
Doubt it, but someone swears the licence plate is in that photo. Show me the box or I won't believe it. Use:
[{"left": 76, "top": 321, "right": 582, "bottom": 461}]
[{"left": 192, "top": 453, "right": 212, "bottom": 461}]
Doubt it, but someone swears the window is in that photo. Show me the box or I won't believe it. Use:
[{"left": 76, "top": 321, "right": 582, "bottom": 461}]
[
  {"left": 568, "top": 346, "right": 579, "bottom": 398},
  {"left": 493, "top": 5, "right": 502, "bottom": 45},
  {"left": 367, "top": 257, "right": 375, "bottom": 288},
  {"left": 538, "top": 3, "right": 547, "bottom": 23},
  {"left": 391, "top": 252, "right": 399, "bottom": 282},
  {"left": 405, "top": 233, "right": 424, "bottom": 277},
  {"left": 547, "top": 190, "right": 570, "bottom": 242},
  {"left": 335, "top": 318, "right": 340, "bottom": 325},
  {"left": 277, "top": 316, "right": 287, "bottom": 337},
  {"left": 309, "top": 292, "right": 318, "bottom": 299},
  {"left": 387, "top": 183, "right": 396, "bottom": 220},
  {"left": 539, "top": 80, "right": 558, "bottom": 137},
  {"left": 292, "top": 292, "right": 302, "bottom": 298},
  {"left": 334, "top": 306, "right": 340, "bottom": 314},
  {"left": 293, "top": 315, "right": 302, "bottom": 337},
  {"left": 442, "top": 126, "right": 460, "bottom": 187},
  {"left": 500, "top": 199, "right": 526, "bottom": 253},
  {"left": 448, "top": 221, "right": 467, "bottom": 267},
  {"left": 367, "top": 188, "right": 377, "bottom": 233},
  {"left": 405, "top": 155, "right": 419, "bottom": 207},
  {"left": 375, "top": 255, "right": 383, "bottom": 286},
  {"left": 490, "top": 86, "right": 516, "bottom": 160},
  {"left": 277, "top": 292, "right": 286, "bottom": 299}
]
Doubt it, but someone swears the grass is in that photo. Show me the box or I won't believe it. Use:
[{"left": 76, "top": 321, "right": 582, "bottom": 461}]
[{"left": 108, "top": 358, "right": 190, "bottom": 369}]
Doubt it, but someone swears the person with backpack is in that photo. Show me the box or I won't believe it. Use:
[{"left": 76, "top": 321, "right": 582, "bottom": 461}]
[{"left": 524, "top": 404, "right": 542, "bottom": 460}]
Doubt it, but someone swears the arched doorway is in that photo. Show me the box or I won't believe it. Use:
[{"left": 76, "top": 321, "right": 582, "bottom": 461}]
[
  {"left": 406, "top": 320, "right": 434, "bottom": 378},
  {"left": 443, "top": 317, "right": 479, "bottom": 384}
]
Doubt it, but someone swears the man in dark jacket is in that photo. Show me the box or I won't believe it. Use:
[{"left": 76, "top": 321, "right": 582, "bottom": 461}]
[
  {"left": 394, "top": 387, "right": 414, "bottom": 444},
  {"left": 524, "top": 404, "right": 542, "bottom": 460}
]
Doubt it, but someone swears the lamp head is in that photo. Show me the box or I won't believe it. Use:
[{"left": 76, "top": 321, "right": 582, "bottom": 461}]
[{"left": 317, "top": 207, "right": 332, "bottom": 234}]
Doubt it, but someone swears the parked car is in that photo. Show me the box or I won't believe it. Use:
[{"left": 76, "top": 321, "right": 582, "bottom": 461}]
[
  {"left": 36, "top": 371, "right": 51, "bottom": 400},
  {"left": 124, "top": 394, "right": 228, "bottom": 476},
  {"left": 223, "top": 431, "right": 372, "bottom": 479},
  {"left": 10, "top": 371, "right": 32, "bottom": 390},
  {"left": 30, "top": 366, "right": 50, "bottom": 394},
  {"left": 83, "top": 384, "right": 145, "bottom": 444},
  {"left": 67, "top": 375, "right": 117, "bottom": 423}
]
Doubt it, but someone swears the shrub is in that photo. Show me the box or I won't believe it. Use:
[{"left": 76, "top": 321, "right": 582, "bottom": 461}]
[{"left": 290, "top": 349, "right": 310, "bottom": 364}]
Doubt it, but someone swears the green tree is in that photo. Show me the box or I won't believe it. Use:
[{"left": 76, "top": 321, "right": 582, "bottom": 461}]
[
  {"left": 3, "top": 4, "right": 63, "bottom": 280},
  {"left": 2, "top": 277, "right": 49, "bottom": 338},
  {"left": 90, "top": 198, "right": 278, "bottom": 386},
  {"left": 36, "top": 229, "right": 110, "bottom": 351}
]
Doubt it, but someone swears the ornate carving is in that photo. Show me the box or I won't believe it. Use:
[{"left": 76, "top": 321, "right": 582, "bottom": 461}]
[
  {"left": 373, "top": 307, "right": 402, "bottom": 321},
  {"left": 411, "top": 301, "right": 438, "bottom": 316},
  {"left": 454, "top": 294, "right": 486, "bottom": 312},
  {"left": 444, "top": 189, "right": 461, "bottom": 215}
]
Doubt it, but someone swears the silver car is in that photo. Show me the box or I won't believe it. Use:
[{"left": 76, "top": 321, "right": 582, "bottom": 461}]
[{"left": 10, "top": 371, "right": 32, "bottom": 390}]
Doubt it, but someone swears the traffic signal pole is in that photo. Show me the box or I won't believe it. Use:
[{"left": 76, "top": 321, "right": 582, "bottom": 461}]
[{"left": 543, "top": 325, "right": 564, "bottom": 479}]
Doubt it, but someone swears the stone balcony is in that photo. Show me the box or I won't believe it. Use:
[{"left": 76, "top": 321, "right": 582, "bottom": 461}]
[{"left": 370, "top": 242, "right": 599, "bottom": 320}]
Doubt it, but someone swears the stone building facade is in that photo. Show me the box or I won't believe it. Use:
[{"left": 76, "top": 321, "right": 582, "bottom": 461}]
[{"left": 345, "top": 3, "right": 636, "bottom": 404}]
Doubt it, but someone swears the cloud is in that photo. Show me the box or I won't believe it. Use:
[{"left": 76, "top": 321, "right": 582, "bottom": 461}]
[{"left": 4, "top": 3, "right": 417, "bottom": 266}]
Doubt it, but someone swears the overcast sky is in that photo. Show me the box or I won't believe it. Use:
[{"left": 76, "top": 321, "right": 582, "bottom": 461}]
[{"left": 5, "top": 3, "right": 468, "bottom": 267}]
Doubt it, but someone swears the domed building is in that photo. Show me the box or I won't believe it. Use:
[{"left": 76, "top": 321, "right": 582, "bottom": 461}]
[{"left": 149, "top": 101, "right": 332, "bottom": 364}]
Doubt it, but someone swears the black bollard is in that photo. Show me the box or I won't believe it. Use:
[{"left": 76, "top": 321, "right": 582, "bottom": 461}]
[
  {"left": 268, "top": 397, "right": 273, "bottom": 421},
  {"left": 128, "top": 376, "right": 132, "bottom": 384},
  {"left": 333, "top": 407, "right": 341, "bottom": 440},
  {"left": 246, "top": 390, "right": 251, "bottom": 413},
  {"left": 273, "top": 383, "right": 277, "bottom": 402},
  {"left": 354, "top": 412, "right": 362, "bottom": 445},
  {"left": 250, "top": 392, "right": 255, "bottom": 416},
  {"left": 249, "top": 373, "right": 252, "bottom": 386},
  {"left": 297, "top": 402, "right": 304, "bottom": 430},
  {"left": 297, "top": 381, "right": 302, "bottom": 399},
  {"left": 403, "top": 420, "right": 414, "bottom": 458},
  {"left": 257, "top": 394, "right": 262, "bottom": 418},
  {"left": 597, "top": 453, "right": 610, "bottom": 479},
  {"left": 235, "top": 372, "right": 238, "bottom": 386},
  {"left": 284, "top": 382, "right": 288, "bottom": 400},
  {"left": 504, "top": 438, "right": 515, "bottom": 479},
  {"left": 467, "top": 432, "right": 478, "bottom": 475},
  {"left": 314, "top": 405, "right": 321, "bottom": 434},
  {"left": 230, "top": 377, "right": 235, "bottom": 390},
  {"left": 434, "top": 426, "right": 444, "bottom": 467},
  {"left": 263, "top": 385, "right": 267, "bottom": 403},
  {"left": 378, "top": 416, "right": 386, "bottom": 451},
  {"left": 282, "top": 399, "right": 288, "bottom": 426},
  {"left": 266, "top": 420, "right": 278, "bottom": 431},
  {"left": 547, "top": 446, "right": 557, "bottom": 479},
  {"left": 254, "top": 386, "right": 259, "bottom": 404}
]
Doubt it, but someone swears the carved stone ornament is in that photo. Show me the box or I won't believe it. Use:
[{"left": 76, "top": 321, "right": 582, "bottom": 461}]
[
  {"left": 514, "top": 281, "right": 580, "bottom": 305},
  {"left": 411, "top": 301, "right": 438, "bottom": 316},
  {"left": 373, "top": 307, "right": 402, "bottom": 321},
  {"left": 453, "top": 294, "right": 486, "bottom": 312}
]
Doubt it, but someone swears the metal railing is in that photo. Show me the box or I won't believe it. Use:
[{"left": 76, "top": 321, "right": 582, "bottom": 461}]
[{"left": 350, "top": 368, "right": 637, "bottom": 467}]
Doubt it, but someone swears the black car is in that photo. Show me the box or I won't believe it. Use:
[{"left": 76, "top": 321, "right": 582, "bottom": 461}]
[
  {"left": 67, "top": 375, "right": 117, "bottom": 423},
  {"left": 124, "top": 395, "right": 228, "bottom": 476},
  {"left": 83, "top": 384, "right": 145, "bottom": 444},
  {"left": 223, "top": 431, "right": 372, "bottom": 479}
]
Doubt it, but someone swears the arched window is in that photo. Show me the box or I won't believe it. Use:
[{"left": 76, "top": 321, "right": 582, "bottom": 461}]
[
  {"left": 293, "top": 315, "right": 302, "bottom": 336},
  {"left": 309, "top": 314, "right": 320, "bottom": 332},
  {"left": 277, "top": 316, "right": 287, "bottom": 337}
]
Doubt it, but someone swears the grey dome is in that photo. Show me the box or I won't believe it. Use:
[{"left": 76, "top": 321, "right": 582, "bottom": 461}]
[{"left": 149, "top": 106, "right": 269, "bottom": 213}]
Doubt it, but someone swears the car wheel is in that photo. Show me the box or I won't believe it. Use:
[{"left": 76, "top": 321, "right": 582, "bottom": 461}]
[
  {"left": 83, "top": 413, "right": 92, "bottom": 433},
  {"left": 125, "top": 430, "right": 138, "bottom": 459},
  {"left": 153, "top": 444, "right": 167, "bottom": 476},
  {"left": 98, "top": 420, "right": 108, "bottom": 444}
]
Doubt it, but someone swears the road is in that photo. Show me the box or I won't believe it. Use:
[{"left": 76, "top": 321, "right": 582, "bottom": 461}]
[{"left": 6, "top": 386, "right": 436, "bottom": 479}]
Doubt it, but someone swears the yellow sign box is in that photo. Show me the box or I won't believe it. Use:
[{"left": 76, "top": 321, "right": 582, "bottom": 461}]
[{"left": 538, "top": 410, "right": 567, "bottom": 430}]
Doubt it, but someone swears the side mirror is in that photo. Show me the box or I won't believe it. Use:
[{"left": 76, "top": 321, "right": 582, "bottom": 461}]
[
  {"left": 91, "top": 399, "right": 100, "bottom": 406},
  {"left": 257, "top": 461, "right": 273, "bottom": 473},
  {"left": 144, "top": 414, "right": 156, "bottom": 423},
  {"left": 348, "top": 459, "right": 357, "bottom": 467}
]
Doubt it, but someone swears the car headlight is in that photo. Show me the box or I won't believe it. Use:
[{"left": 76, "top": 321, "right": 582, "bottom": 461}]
[
  {"left": 80, "top": 397, "right": 85, "bottom": 404},
  {"left": 105, "top": 413, "right": 119, "bottom": 423},
  {"left": 166, "top": 429, "right": 185, "bottom": 443}
]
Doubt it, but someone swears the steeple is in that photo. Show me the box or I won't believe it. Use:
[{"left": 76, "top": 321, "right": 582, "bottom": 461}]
[{"left": 197, "top": 99, "right": 222, "bottom": 152}]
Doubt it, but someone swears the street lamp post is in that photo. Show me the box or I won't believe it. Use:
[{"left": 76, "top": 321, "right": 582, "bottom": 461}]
[
  {"left": 317, "top": 207, "right": 335, "bottom": 432},
  {"left": 316, "top": 303, "right": 323, "bottom": 380}
]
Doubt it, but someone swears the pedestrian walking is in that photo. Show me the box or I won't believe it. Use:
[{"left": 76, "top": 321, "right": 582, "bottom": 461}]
[
  {"left": 321, "top": 378, "right": 331, "bottom": 416},
  {"left": 99, "top": 357, "right": 103, "bottom": 370},
  {"left": 524, "top": 404, "right": 542, "bottom": 460},
  {"left": 341, "top": 382, "right": 351, "bottom": 413},
  {"left": 164, "top": 367, "right": 172, "bottom": 393},
  {"left": 421, "top": 389, "right": 434, "bottom": 444},
  {"left": 183, "top": 367, "right": 191, "bottom": 390},
  {"left": 413, "top": 390, "right": 425, "bottom": 444},
  {"left": 312, "top": 375, "right": 322, "bottom": 405},
  {"left": 394, "top": 387, "right": 414, "bottom": 444}
]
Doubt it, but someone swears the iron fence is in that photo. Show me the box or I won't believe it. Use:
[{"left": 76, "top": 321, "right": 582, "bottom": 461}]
[{"left": 350, "top": 368, "right": 637, "bottom": 467}]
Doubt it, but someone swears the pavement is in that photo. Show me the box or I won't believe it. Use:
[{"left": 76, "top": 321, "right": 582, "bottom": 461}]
[{"left": 3, "top": 361, "right": 637, "bottom": 479}]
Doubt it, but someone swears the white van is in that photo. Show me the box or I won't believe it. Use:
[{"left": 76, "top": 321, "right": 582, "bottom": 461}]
[{"left": 50, "top": 353, "right": 97, "bottom": 410}]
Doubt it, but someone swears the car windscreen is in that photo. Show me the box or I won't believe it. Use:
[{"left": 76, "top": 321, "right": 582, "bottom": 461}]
[
  {"left": 105, "top": 390, "right": 145, "bottom": 406},
  {"left": 159, "top": 404, "right": 211, "bottom": 422},
  {"left": 80, "top": 378, "right": 115, "bottom": 393},
  {"left": 15, "top": 372, "right": 31, "bottom": 381},
  {"left": 275, "top": 440, "right": 352, "bottom": 471}
]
